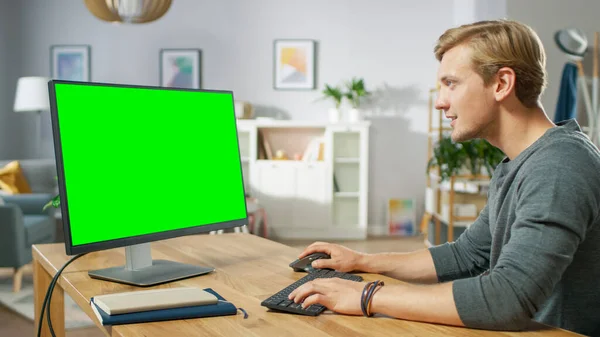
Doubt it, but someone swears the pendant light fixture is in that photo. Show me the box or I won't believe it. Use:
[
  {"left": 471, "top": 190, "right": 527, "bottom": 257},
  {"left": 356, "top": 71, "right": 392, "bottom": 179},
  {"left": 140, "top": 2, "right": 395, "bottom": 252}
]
[{"left": 84, "top": 0, "right": 172, "bottom": 24}]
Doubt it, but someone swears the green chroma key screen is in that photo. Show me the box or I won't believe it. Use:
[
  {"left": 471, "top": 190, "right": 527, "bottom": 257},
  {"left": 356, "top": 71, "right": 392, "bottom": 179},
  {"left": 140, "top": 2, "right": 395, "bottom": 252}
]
[{"left": 53, "top": 83, "right": 247, "bottom": 247}]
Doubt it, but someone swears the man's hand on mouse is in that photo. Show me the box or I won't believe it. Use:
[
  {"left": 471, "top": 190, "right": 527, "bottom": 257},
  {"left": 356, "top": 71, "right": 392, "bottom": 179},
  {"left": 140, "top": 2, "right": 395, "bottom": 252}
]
[
  {"left": 299, "top": 242, "right": 367, "bottom": 273},
  {"left": 288, "top": 278, "right": 365, "bottom": 315}
]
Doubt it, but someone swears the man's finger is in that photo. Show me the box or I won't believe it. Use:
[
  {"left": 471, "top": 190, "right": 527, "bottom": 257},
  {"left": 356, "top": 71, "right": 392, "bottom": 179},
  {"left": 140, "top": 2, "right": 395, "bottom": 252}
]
[
  {"left": 302, "top": 293, "right": 330, "bottom": 309},
  {"left": 288, "top": 280, "right": 324, "bottom": 303},
  {"left": 298, "top": 242, "right": 329, "bottom": 258},
  {"left": 298, "top": 243, "right": 331, "bottom": 258},
  {"left": 311, "top": 258, "right": 334, "bottom": 269}
]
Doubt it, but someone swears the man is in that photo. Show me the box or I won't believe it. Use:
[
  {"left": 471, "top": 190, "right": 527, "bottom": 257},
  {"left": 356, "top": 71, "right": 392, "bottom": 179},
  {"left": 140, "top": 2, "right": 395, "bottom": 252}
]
[{"left": 288, "top": 19, "right": 600, "bottom": 336}]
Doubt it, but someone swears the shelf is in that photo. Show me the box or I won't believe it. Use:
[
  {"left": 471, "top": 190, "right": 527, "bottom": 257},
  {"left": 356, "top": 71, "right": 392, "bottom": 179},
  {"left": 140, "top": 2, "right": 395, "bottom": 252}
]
[
  {"left": 428, "top": 130, "right": 452, "bottom": 137},
  {"left": 257, "top": 127, "right": 325, "bottom": 160},
  {"left": 334, "top": 192, "right": 360, "bottom": 198},
  {"left": 439, "top": 182, "right": 481, "bottom": 194},
  {"left": 454, "top": 215, "right": 477, "bottom": 221},
  {"left": 428, "top": 126, "right": 452, "bottom": 133},
  {"left": 334, "top": 157, "right": 360, "bottom": 164},
  {"left": 255, "top": 160, "right": 325, "bottom": 166},
  {"left": 428, "top": 172, "right": 491, "bottom": 181},
  {"left": 238, "top": 119, "right": 371, "bottom": 128},
  {"left": 430, "top": 212, "right": 472, "bottom": 228}
]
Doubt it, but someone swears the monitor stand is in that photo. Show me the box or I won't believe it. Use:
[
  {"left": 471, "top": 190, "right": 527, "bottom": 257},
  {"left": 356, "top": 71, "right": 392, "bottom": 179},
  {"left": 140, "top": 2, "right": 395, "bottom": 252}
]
[{"left": 88, "top": 243, "right": 214, "bottom": 286}]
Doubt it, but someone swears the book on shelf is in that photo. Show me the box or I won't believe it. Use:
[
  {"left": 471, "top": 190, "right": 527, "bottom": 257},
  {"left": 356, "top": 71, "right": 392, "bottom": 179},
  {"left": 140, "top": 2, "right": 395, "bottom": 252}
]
[
  {"left": 258, "top": 130, "right": 272, "bottom": 160},
  {"left": 302, "top": 137, "right": 325, "bottom": 161},
  {"left": 333, "top": 174, "right": 340, "bottom": 192},
  {"left": 90, "top": 288, "right": 238, "bottom": 326}
]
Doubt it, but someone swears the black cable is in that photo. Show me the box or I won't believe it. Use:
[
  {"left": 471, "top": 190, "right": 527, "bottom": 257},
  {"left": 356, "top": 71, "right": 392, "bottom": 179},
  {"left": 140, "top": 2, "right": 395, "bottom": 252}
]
[
  {"left": 37, "top": 253, "right": 87, "bottom": 337},
  {"left": 37, "top": 265, "right": 63, "bottom": 337}
]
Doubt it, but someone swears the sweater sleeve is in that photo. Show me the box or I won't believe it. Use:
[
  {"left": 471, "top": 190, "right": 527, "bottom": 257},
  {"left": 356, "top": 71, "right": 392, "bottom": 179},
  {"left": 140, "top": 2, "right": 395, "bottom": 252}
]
[
  {"left": 451, "top": 142, "right": 599, "bottom": 330},
  {"left": 428, "top": 203, "right": 492, "bottom": 282}
]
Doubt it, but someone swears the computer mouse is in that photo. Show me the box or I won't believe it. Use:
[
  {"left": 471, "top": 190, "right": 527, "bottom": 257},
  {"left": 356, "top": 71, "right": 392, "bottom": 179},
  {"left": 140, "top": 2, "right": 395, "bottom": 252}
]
[{"left": 289, "top": 252, "right": 331, "bottom": 272}]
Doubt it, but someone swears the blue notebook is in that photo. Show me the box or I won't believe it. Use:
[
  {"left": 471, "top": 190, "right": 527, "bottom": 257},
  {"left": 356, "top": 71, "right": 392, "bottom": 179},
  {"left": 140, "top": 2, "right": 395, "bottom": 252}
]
[{"left": 90, "top": 288, "right": 238, "bottom": 325}]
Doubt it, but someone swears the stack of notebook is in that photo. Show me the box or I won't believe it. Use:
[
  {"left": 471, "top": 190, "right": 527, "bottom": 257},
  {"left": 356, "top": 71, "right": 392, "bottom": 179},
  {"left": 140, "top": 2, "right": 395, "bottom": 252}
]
[{"left": 90, "top": 287, "right": 238, "bottom": 325}]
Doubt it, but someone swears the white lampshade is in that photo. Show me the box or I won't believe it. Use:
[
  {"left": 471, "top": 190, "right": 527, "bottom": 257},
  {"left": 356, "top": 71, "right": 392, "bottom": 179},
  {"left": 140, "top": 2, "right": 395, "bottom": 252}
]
[{"left": 14, "top": 76, "right": 50, "bottom": 112}]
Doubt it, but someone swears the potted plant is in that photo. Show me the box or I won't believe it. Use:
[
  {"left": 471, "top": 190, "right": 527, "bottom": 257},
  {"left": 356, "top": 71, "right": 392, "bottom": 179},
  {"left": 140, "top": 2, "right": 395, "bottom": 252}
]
[
  {"left": 321, "top": 84, "right": 343, "bottom": 123},
  {"left": 427, "top": 135, "right": 505, "bottom": 181},
  {"left": 344, "top": 77, "right": 370, "bottom": 122}
]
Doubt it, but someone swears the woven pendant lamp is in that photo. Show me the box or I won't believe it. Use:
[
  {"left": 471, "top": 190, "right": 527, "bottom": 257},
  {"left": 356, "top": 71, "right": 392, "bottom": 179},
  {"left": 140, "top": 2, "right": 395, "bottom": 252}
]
[{"left": 84, "top": 0, "right": 172, "bottom": 24}]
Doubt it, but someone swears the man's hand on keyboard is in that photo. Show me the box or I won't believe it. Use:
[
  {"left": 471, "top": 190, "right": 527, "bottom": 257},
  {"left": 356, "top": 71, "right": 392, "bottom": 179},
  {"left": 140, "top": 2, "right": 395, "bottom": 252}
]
[
  {"left": 298, "top": 242, "right": 367, "bottom": 273},
  {"left": 287, "top": 278, "right": 365, "bottom": 315}
]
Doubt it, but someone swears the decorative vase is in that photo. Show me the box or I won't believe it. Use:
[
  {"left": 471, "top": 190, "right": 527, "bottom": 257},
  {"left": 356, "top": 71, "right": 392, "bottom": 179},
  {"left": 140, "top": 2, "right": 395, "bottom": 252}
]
[
  {"left": 348, "top": 108, "right": 361, "bottom": 122},
  {"left": 328, "top": 108, "right": 341, "bottom": 123}
]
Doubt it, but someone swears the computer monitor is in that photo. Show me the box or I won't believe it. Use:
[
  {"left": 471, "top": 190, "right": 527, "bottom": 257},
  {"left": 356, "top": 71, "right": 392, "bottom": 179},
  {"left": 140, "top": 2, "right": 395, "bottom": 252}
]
[{"left": 48, "top": 80, "right": 248, "bottom": 286}]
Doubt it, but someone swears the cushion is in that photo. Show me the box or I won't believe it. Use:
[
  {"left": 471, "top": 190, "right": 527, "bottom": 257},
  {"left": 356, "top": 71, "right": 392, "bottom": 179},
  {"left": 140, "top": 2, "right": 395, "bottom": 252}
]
[
  {"left": 16, "top": 159, "right": 58, "bottom": 193},
  {"left": 0, "top": 161, "right": 32, "bottom": 194},
  {"left": 24, "top": 215, "right": 55, "bottom": 246}
]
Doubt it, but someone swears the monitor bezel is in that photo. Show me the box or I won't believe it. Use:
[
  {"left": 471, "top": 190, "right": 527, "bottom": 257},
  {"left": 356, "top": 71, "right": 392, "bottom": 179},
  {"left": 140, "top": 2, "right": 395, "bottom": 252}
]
[{"left": 48, "top": 79, "right": 249, "bottom": 256}]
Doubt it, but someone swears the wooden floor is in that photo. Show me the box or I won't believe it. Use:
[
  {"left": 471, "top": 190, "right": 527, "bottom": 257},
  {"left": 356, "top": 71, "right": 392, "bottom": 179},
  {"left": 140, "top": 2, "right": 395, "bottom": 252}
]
[{"left": 0, "top": 234, "right": 426, "bottom": 337}]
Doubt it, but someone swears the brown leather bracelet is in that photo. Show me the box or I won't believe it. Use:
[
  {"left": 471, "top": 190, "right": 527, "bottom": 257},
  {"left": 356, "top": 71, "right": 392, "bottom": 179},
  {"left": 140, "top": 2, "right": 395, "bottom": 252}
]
[{"left": 366, "top": 280, "right": 384, "bottom": 317}]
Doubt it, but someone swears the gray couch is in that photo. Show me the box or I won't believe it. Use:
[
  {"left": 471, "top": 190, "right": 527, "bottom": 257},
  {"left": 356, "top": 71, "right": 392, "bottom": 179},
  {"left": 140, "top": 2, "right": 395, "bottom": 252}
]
[{"left": 0, "top": 159, "right": 58, "bottom": 292}]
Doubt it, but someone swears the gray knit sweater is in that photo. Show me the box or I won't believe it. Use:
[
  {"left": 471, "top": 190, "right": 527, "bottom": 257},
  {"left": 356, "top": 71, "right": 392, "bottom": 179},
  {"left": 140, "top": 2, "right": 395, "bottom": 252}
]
[{"left": 429, "top": 119, "right": 600, "bottom": 336}]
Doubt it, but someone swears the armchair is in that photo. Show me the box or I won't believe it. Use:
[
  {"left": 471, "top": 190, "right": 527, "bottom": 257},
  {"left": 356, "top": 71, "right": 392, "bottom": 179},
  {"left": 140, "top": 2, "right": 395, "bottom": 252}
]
[{"left": 0, "top": 159, "right": 58, "bottom": 292}]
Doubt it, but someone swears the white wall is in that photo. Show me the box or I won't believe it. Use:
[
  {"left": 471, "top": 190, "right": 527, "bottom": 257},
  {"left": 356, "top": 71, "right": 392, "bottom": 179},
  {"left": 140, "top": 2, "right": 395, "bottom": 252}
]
[
  {"left": 0, "top": 1, "right": 24, "bottom": 160},
  {"left": 9, "top": 0, "right": 458, "bottom": 230},
  {"left": 474, "top": 0, "right": 507, "bottom": 24},
  {"left": 452, "top": 0, "right": 506, "bottom": 27},
  {"left": 507, "top": 0, "right": 600, "bottom": 123}
]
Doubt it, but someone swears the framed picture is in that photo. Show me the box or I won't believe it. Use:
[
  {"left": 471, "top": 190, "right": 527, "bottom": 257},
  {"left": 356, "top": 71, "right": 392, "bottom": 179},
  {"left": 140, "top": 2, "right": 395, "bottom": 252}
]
[
  {"left": 273, "top": 39, "right": 316, "bottom": 90},
  {"left": 387, "top": 198, "right": 417, "bottom": 236},
  {"left": 50, "top": 45, "right": 91, "bottom": 81},
  {"left": 160, "top": 49, "right": 202, "bottom": 89}
]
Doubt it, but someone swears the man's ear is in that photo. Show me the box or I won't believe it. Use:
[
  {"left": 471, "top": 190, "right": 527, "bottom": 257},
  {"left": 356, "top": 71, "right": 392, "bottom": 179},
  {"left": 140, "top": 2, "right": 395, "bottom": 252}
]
[{"left": 494, "top": 67, "right": 516, "bottom": 102}]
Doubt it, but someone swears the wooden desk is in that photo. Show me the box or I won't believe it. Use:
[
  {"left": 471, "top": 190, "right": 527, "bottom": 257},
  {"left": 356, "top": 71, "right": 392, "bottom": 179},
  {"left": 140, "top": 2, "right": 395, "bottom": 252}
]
[{"left": 32, "top": 233, "right": 581, "bottom": 337}]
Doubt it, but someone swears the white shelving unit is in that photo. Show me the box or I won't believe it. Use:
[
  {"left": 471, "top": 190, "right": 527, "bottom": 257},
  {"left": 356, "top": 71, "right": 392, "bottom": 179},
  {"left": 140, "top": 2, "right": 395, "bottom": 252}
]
[
  {"left": 334, "top": 192, "right": 360, "bottom": 198},
  {"left": 236, "top": 120, "right": 370, "bottom": 239}
]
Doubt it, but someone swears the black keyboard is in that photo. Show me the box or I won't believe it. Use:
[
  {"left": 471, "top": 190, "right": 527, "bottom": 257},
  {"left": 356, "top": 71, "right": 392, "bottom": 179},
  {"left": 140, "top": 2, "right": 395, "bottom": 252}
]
[{"left": 261, "top": 269, "right": 363, "bottom": 316}]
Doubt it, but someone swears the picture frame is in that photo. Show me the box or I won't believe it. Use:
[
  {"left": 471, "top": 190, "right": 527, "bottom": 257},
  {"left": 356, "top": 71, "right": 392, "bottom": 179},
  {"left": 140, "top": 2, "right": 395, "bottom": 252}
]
[
  {"left": 387, "top": 198, "right": 417, "bottom": 236},
  {"left": 50, "top": 45, "right": 91, "bottom": 81},
  {"left": 273, "top": 39, "right": 316, "bottom": 90},
  {"left": 159, "top": 49, "right": 202, "bottom": 89}
]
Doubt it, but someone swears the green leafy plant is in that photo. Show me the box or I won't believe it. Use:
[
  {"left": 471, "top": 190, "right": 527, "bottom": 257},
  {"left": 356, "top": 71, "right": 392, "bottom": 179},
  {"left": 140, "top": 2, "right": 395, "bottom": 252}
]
[
  {"left": 43, "top": 194, "right": 61, "bottom": 211},
  {"left": 344, "top": 77, "right": 370, "bottom": 108},
  {"left": 320, "top": 84, "right": 344, "bottom": 109},
  {"left": 427, "top": 135, "right": 505, "bottom": 181}
]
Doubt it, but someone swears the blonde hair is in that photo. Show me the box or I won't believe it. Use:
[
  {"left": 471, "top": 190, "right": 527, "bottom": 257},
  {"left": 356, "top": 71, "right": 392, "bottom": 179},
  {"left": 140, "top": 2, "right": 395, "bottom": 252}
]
[{"left": 434, "top": 19, "right": 547, "bottom": 108}]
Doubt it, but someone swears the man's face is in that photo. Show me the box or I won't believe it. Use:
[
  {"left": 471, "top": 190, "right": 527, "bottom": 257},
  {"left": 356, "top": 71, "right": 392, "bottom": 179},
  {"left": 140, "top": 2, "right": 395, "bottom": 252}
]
[{"left": 435, "top": 45, "right": 497, "bottom": 142}]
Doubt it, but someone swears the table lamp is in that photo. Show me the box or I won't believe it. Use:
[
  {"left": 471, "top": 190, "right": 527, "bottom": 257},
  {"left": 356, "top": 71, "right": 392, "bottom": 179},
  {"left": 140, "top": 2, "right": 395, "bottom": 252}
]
[{"left": 14, "top": 76, "right": 50, "bottom": 158}]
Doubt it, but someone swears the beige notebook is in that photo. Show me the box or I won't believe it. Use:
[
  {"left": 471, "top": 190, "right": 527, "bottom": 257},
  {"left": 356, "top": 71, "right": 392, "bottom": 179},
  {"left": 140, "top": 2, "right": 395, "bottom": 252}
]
[{"left": 93, "top": 287, "right": 218, "bottom": 315}]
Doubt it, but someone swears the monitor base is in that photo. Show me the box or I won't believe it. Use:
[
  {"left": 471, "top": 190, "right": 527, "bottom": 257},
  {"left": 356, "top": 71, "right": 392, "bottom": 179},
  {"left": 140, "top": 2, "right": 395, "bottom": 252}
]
[{"left": 88, "top": 259, "right": 215, "bottom": 287}]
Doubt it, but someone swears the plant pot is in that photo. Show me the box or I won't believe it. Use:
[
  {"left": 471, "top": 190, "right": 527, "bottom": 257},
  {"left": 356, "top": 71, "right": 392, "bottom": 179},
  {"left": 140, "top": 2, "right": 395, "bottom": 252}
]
[
  {"left": 348, "top": 108, "right": 361, "bottom": 122},
  {"left": 328, "top": 108, "right": 341, "bottom": 123}
]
